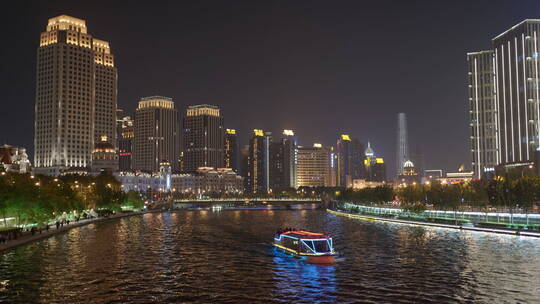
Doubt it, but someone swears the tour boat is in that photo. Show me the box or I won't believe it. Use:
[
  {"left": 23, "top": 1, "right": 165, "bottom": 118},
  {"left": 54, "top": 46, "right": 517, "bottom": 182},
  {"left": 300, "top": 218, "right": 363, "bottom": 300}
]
[{"left": 273, "top": 230, "right": 336, "bottom": 264}]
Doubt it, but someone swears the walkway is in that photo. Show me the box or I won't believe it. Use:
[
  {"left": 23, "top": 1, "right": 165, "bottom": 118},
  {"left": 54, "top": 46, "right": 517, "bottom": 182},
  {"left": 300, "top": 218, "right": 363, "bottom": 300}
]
[
  {"left": 0, "top": 211, "right": 147, "bottom": 253},
  {"left": 327, "top": 209, "right": 540, "bottom": 238}
]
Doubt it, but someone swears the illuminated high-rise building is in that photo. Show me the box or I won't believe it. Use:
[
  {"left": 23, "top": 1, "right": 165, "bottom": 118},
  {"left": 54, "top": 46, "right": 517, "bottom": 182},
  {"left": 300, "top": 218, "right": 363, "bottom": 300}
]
[
  {"left": 396, "top": 113, "right": 409, "bottom": 178},
  {"left": 363, "top": 142, "right": 386, "bottom": 182},
  {"left": 296, "top": 143, "right": 332, "bottom": 187},
  {"left": 336, "top": 134, "right": 364, "bottom": 187},
  {"left": 34, "top": 15, "right": 117, "bottom": 175},
  {"left": 133, "top": 96, "right": 179, "bottom": 172},
  {"left": 247, "top": 129, "right": 271, "bottom": 193},
  {"left": 467, "top": 50, "right": 498, "bottom": 178},
  {"left": 224, "top": 128, "right": 239, "bottom": 173},
  {"left": 282, "top": 130, "right": 298, "bottom": 189},
  {"left": 118, "top": 116, "right": 134, "bottom": 171},
  {"left": 493, "top": 20, "right": 540, "bottom": 164},
  {"left": 182, "top": 104, "right": 224, "bottom": 172}
]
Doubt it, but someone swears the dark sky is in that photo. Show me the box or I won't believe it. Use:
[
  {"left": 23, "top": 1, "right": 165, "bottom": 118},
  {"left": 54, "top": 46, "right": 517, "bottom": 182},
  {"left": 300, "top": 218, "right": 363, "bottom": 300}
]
[{"left": 1, "top": 0, "right": 540, "bottom": 175}]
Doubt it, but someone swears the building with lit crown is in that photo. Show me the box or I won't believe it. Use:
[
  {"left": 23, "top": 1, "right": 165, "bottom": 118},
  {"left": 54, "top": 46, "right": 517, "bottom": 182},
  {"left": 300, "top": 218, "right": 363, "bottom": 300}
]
[
  {"left": 363, "top": 142, "right": 386, "bottom": 182},
  {"left": 118, "top": 116, "right": 134, "bottom": 171},
  {"left": 296, "top": 143, "right": 332, "bottom": 187},
  {"left": 34, "top": 15, "right": 117, "bottom": 176},
  {"left": 0, "top": 145, "right": 32, "bottom": 173},
  {"left": 182, "top": 104, "right": 224, "bottom": 172},
  {"left": 133, "top": 96, "right": 179, "bottom": 172},
  {"left": 91, "top": 136, "right": 118, "bottom": 174},
  {"left": 224, "top": 128, "right": 239, "bottom": 173}
]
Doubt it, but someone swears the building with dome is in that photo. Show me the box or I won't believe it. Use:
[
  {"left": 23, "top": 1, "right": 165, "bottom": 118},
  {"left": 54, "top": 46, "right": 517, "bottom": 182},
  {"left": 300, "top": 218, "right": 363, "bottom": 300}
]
[
  {"left": 396, "top": 159, "right": 420, "bottom": 185},
  {"left": 0, "top": 144, "right": 32, "bottom": 173},
  {"left": 363, "top": 142, "right": 386, "bottom": 182},
  {"left": 91, "top": 136, "right": 118, "bottom": 174}
]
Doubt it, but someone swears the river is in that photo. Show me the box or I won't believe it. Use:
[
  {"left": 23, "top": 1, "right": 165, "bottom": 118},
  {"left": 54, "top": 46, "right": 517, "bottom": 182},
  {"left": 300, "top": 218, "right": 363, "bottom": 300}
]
[{"left": 0, "top": 210, "right": 539, "bottom": 303}]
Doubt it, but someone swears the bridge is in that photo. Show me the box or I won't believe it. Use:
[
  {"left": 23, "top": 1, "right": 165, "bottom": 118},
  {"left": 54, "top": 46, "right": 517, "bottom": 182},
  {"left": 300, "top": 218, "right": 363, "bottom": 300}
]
[{"left": 173, "top": 198, "right": 322, "bottom": 203}]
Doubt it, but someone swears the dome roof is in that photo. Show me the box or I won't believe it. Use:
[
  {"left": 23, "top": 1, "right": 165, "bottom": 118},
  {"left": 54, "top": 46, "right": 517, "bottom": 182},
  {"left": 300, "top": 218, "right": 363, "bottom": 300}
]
[
  {"left": 404, "top": 160, "right": 414, "bottom": 168},
  {"left": 93, "top": 136, "right": 115, "bottom": 153}
]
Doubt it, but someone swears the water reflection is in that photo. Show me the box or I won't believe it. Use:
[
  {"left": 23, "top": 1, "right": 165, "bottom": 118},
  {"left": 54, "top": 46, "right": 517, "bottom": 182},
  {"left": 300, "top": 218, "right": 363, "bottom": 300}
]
[
  {"left": 272, "top": 248, "right": 336, "bottom": 303},
  {"left": 0, "top": 210, "right": 539, "bottom": 303}
]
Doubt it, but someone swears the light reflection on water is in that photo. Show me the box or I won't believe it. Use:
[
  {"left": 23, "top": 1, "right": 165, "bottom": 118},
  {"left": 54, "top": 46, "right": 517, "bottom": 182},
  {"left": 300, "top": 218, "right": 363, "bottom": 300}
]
[
  {"left": 272, "top": 248, "right": 337, "bottom": 303},
  {"left": 0, "top": 210, "right": 538, "bottom": 303}
]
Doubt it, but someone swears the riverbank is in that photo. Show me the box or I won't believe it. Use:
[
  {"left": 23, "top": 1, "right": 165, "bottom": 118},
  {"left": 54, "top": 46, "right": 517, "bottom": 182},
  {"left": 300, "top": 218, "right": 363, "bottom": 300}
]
[
  {"left": 0, "top": 211, "right": 151, "bottom": 253},
  {"left": 327, "top": 209, "right": 540, "bottom": 238}
]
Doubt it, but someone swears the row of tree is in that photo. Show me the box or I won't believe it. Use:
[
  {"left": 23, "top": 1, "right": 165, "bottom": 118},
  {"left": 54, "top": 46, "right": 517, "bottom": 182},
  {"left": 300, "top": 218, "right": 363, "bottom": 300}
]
[
  {"left": 337, "top": 176, "right": 540, "bottom": 215},
  {"left": 0, "top": 172, "right": 144, "bottom": 227}
]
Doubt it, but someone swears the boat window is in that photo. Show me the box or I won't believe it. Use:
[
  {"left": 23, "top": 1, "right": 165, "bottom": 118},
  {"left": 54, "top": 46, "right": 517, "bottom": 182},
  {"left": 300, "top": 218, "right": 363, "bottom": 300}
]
[
  {"left": 313, "top": 240, "right": 330, "bottom": 253},
  {"left": 302, "top": 240, "right": 315, "bottom": 253}
]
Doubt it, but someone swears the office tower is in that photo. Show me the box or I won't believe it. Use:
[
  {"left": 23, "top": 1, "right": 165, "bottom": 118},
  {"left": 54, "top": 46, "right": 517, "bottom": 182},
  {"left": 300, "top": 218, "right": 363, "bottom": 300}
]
[
  {"left": 396, "top": 113, "right": 409, "bottom": 178},
  {"left": 224, "top": 128, "right": 239, "bottom": 173},
  {"left": 34, "top": 15, "right": 117, "bottom": 175},
  {"left": 132, "top": 96, "right": 179, "bottom": 172},
  {"left": 248, "top": 129, "right": 270, "bottom": 193},
  {"left": 282, "top": 130, "right": 298, "bottom": 189},
  {"left": 269, "top": 141, "right": 285, "bottom": 191},
  {"left": 182, "top": 104, "right": 224, "bottom": 171},
  {"left": 467, "top": 51, "right": 498, "bottom": 178},
  {"left": 336, "top": 134, "right": 364, "bottom": 188},
  {"left": 118, "top": 116, "right": 134, "bottom": 171},
  {"left": 493, "top": 20, "right": 540, "bottom": 164},
  {"left": 363, "top": 142, "right": 386, "bottom": 182},
  {"left": 296, "top": 143, "right": 331, "bottom": 187},
  {"left": 240, "top": 145, "right": 250, "bottom": 190},
  {"left": 328, "top": 146, "right": 338, "bottom": 187}
]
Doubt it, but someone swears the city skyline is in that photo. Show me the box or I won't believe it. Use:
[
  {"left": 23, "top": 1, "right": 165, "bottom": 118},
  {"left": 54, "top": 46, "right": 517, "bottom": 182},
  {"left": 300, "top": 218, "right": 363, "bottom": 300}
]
[{"left": 3, "top": 1, "right": 540, "bottom": 175}]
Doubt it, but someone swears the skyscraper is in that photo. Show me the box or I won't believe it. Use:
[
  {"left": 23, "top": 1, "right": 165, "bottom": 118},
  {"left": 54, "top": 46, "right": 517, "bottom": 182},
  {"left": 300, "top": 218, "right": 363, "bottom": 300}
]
[
  {"left": 396, "top": 113, "right": 409, "bottom": 177},
  {"left": 493, "top": 20, "right": 540, "bottom": 164},
  {"left": 467, "top": 51, "right": 498, "bottom": 178},
  {"left": 296, "top": 143, "right": 331, "bottom": 187},
  {"left": 224, "top": 128, "right": 239, "bottom": 173},
  {"left": 282, "top": 130, "right": 298, "bottom": 189},
  {"left": 181, "top": 104, "right": 224, "bottom": 172},
  {"left": 248, "top": 129, "right": 267, "bottom": 193},
  {"left": 118, "top": 116, "right": 134, "bottom": 171},
  {"left": 34, "top": 15, "right": 117, "bottom": 175},
  {"left": 336, "top": 134, "right": 364, "bottom": 188},
  {"left": 132, "top": 96, "right": 179, "bottom": 172},
  {"left": 363, "top": 142, "right": 386, "bottom": 182}
]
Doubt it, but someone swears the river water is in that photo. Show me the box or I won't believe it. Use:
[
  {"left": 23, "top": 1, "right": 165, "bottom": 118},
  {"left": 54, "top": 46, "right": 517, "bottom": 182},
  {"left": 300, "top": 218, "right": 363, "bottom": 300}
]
[{"left": 0, "top": 210, "right": 539, "bottom": 303}]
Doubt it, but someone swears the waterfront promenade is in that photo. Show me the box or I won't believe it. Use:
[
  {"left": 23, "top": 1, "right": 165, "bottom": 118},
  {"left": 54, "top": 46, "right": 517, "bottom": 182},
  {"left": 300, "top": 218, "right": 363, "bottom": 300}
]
[
  {"left": 0, "top": 211, "right": 149, "bottom": 252},
  {"left": 327, "top": 209, "right": 540, "bottom": 238}
]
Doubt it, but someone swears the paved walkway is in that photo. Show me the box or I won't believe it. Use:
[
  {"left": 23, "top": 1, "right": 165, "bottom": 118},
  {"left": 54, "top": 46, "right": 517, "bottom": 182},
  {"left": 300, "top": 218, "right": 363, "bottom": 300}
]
[
  {"left": 327, "top": 209, "right": 540, "bottom": 238},
  {"left": 0, "top": 211, "right": 147, "bottom": 253}
]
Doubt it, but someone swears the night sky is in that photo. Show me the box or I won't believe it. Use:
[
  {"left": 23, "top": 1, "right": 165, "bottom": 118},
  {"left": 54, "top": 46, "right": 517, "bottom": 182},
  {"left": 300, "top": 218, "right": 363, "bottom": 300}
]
[{"left": 1, "top": 0, "right": 540, "bottom": 175}]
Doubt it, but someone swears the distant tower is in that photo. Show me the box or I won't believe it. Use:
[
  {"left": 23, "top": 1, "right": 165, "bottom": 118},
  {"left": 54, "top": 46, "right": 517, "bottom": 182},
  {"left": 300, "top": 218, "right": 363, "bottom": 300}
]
[{"left": 396, "top": 113, "right": 409, "bottom": 177}]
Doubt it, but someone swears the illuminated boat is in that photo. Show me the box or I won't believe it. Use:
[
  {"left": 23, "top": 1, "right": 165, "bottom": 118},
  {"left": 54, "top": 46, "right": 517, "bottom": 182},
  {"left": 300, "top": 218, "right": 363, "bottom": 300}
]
[{"left": 273, "top": 230, "right": 336, "bottom": 264}]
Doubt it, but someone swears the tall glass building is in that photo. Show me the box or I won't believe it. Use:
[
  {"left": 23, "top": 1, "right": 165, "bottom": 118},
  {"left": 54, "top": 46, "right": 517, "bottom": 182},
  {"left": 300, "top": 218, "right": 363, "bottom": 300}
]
[
  {"left": 493, "top": 20, "right": 540, "bottom": 164},
  {"left": 467, "top": 50, "right": 498, "bottom": 178}
]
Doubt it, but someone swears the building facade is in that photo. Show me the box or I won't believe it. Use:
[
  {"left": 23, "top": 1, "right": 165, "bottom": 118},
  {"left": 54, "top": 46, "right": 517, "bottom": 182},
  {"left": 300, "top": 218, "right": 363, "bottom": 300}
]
[
  {"left": 493, "top": 20, "right": 540, "bottom": 165},
  {"left": 336, "top": 134, "right": 364, "bottom": 188},
  {"left": 0, "top": 145, "right": 32, "bottom": 174},
  {"left": 296, "top": 144, "right": 331, "bottom": 187},
  {"left": 467, "top": 50, "right": 498, "bottom": 178},
  {"left": 34, "top": 15, "right": 117, "bottom": 175},
  {"left": 132, "top": 96, "right": 179, "bottom": 172},
  {"left": 224, "top": 128, "right": 239, "bottom": 173},
  {"left": 181, "top": 105, "right": 224, "bottom": 172},
  {"left": 363, "top": 142, "right": 386, "bottom": 182},
  {"left": 247, "top": 129, "right": 269, "bottom": 193},
  {"left": 117, "top": 167, "right": 243, "bottom": 195},
  {"left": 118, "top": 116, "right": 134, "bottom": 171}
]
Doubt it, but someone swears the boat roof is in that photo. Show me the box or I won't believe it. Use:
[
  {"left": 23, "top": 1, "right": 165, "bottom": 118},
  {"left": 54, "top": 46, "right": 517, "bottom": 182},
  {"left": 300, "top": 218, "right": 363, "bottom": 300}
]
[{"left": 282, "top": 230, "right": 330, "bottom": 239}]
